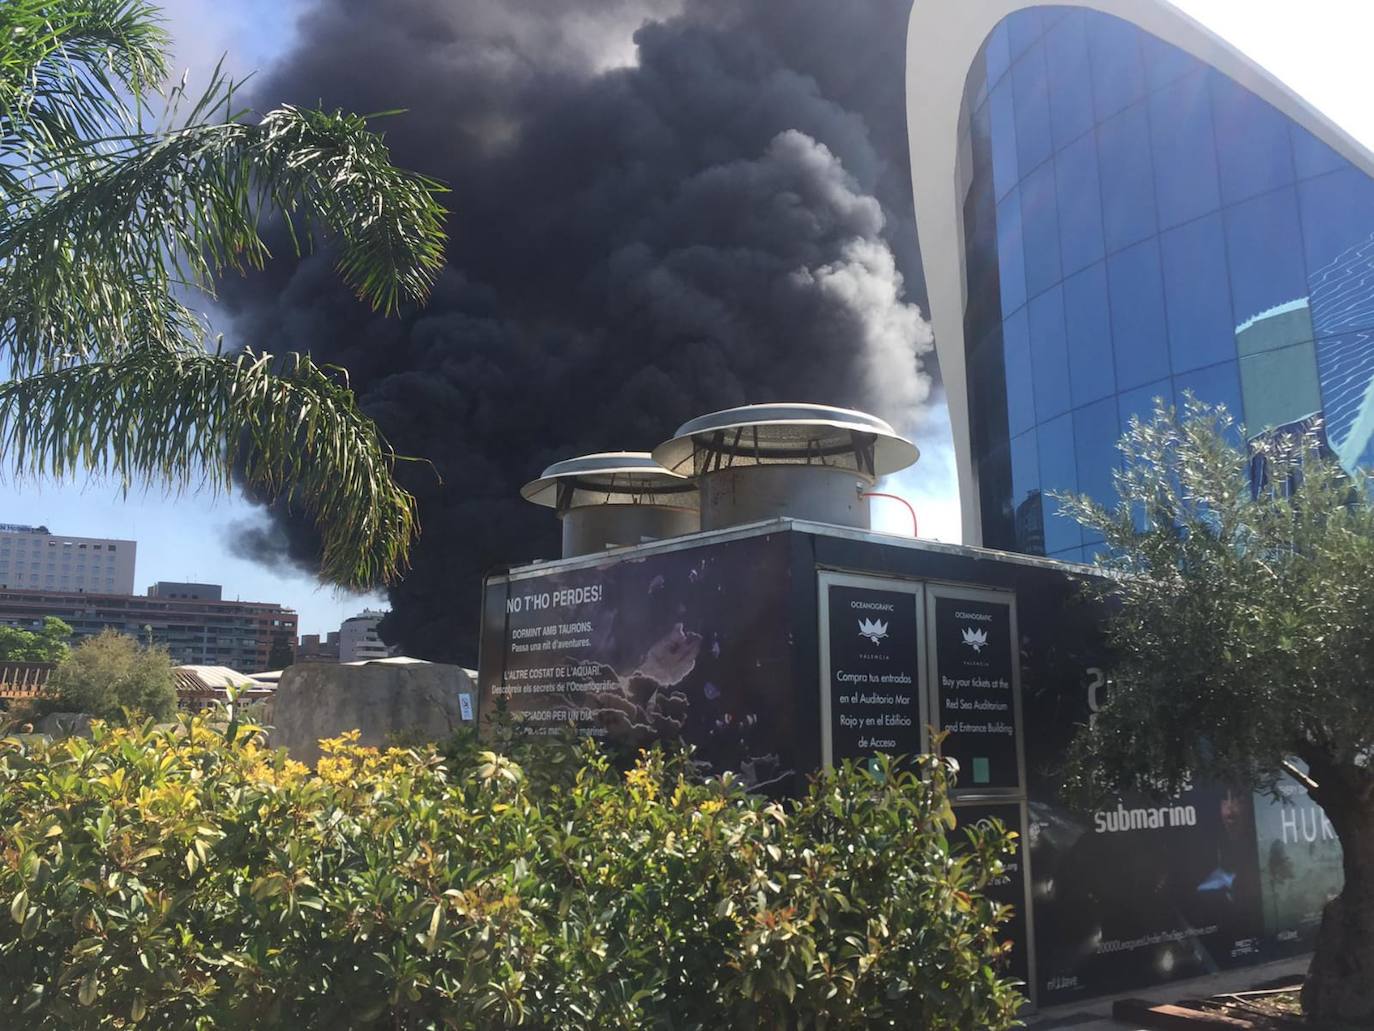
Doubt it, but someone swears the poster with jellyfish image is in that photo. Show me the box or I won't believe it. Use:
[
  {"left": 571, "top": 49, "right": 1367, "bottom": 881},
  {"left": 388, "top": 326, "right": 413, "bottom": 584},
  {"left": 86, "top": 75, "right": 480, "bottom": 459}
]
[{"left": 479, "top": 532, "right": 802, "bottom": 793}]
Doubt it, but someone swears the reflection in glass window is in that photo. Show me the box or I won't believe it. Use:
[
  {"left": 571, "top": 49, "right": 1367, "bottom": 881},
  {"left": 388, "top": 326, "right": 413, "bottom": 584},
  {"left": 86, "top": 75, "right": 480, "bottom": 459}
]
[
  {"left": 1086, "top": 11, "right": 1145, "bottom": 119},
  {"left": 1021, "top": 159, "right": 1062, "bottom": 297},
  {"left": 1045, "top": 11, "right": 1093, "bottom": 149},
  {"left": 1225, "top": 188, "right": 1308, "bottom": 328},
  {"left": 1009, "top": 430, "right": 1043, "bottom": 555},
  {"left": 1160, "top": 214, "right": 1235, "bottom": 373},
  {"left": 1055, "top": 132, "right": 1104, "bottom": 276},
  {"left": 1211, "top": 71, "right": 1295, "bottom": 204},
  {"left": 1108, "top": 239, "right": 1170, "bottom": 389},
  {"left": 1316, "top": 331, "right": 1374, "bottom": 473},
  {"left": 1063, "top": 262, "right": 1115, "bottom": 406},
  {"left": 1037, "top": 413, "right": 1082, "bottom": 555},
  {"left": 997, "top": 190, "right": 1027, "bottom": 316},
  {"left": 1299, "top": 169, "right": 1374, "bottom": 308},
  {"left": 1098, "top": 103, "right": 1158, "bottom": 252},
  {"left": 1013, "top": 46, "right": 1053, "bottom": 175},
  {"left": 1003, "top": 307, "right": 1035, "bottom": 438},
  {"left": 1029, "top": 287, "right": 1072, "bottom": 421},
  {"left": 1150, "top": 70, "right": 1221, "bottom": 229}
]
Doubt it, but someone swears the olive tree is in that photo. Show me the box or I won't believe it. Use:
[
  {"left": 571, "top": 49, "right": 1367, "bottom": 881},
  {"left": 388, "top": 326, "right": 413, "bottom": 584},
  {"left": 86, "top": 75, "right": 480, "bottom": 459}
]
[{"left": 1058, "top": 399, "right": 1374, "bottom": 1023}]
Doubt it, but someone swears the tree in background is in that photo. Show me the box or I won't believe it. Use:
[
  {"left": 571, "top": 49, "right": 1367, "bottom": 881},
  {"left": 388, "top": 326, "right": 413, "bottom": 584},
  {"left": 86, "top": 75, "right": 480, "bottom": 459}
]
[
  {"left": 0, "top": 616, "right": 72, "bottom": 662},
  {"left": 0, "top": 0, "right": 446, "bottom": 589},
  {"left": 1059, "top": 399, "right": 1374, "bottom": 1023},
  {"left": 267, "top": 632, "right": 295, "bottom": 670},
  {"left": 40, "top": 629, "right": 176, "bottom": 722}
]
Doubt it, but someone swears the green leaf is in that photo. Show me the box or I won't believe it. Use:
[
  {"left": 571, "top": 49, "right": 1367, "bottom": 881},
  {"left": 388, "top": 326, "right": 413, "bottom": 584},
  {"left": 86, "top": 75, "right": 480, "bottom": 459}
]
[{"left": 9, "top": 888, "right": 27, "bottom": 924}]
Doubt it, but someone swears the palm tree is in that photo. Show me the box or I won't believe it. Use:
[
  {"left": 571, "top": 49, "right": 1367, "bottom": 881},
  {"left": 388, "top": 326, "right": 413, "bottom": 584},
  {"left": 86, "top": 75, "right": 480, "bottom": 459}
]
[{"left": 0, "top": 0, "right": 446, "bottom": 589}]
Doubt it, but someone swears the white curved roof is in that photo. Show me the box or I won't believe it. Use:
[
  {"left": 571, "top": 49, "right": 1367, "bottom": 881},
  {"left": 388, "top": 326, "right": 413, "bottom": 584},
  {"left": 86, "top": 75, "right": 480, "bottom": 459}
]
[{"left": 906, "top": 0, "right": 1374, "bottom": 544}]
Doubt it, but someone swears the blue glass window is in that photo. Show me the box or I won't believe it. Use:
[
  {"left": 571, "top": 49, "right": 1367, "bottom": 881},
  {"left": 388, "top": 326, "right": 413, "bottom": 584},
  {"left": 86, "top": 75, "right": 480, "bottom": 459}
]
[
  {"left": 1003, "top": 307, "right": 1035, "bottom": 438},
  {"left": 1173, "top": 361, "right": 1244, "bottom": 436},
  {"left": 1225, "top": 187, "right": 1308, "bottom": 329},
  {"left": 1142, "top": 29, "right": 1203, "bottom": 90},
  {"left": 1063, "top": 262, "right": 1115, "bottom": 406},
  {"left": 1211, "top": 72, "right": 1295, "bottom": 205},
  {"left": 1291, "top": 125, "right": 1348, "bottom": 180},
  {"left": 997, "top": 189, "right": 1027, "bottom": 316},
  {"left": 1021, "top": 159, "right": 1062, "bottom": 297},
  {"left": 1045, "top": 12, "right": 1094, "bottom": 149},
  {"left": 1117, "top": 377, "right": 1171, "bottom": 432},
  {"left": 1074, "top": 397, "right": 1122, "bottom": 540},
  {"left": 1160, "top": 214, "right": 1235, "bottom": 373},
  {"left": 1108, "top": 239, "right": 1170, "bottom": 389},
  {"left": 1150, "top": 70, "right": 1221, "bottom": 229},
  {"left": 1299, "top": 169, "right": 1374, "bottom": 307},
  {"left": 989, "top": 78, "right": 1018, "bottom": 200},
  {"left": 1037, "top": 413, "right": 1083, "bottom": 554},
  {"left": 1086, "top": 12, "right": 1145, "bottom": 119},
  {"left": 1013, "top": 47, "right": 1053, "bottom": 175},
  {"left": 985, "top": 21, "right": 1012, "bottom": 86},
  {"left": 1055, "top": 132, "right": 1105, "bottom": 275},
  {"left": 1007, "top": 8, "right": 1043, "bottom": 61},
  {"left": 1010, "top": 429, "right": 1041, "bottom": 508},
  {"left": 1009, "top": 430, "right": 1043, "bottom": 554},
  {"left": 1029, "top": 287, "right": 1072, "bottom": 421},
  {"left": 1098, "top": 102, "right": 1158, "bottom": 252},
  {"left": 1316, "top": 331, "right": 1374, "bottom": 472}
]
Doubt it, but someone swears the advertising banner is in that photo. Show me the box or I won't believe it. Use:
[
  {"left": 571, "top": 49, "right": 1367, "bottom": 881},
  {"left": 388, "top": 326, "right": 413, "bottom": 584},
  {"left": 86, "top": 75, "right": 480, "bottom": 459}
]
[
  {"left": 479, "top": 532, "right": 801, "bottom": 792},
  {"left": 819, "top": 576, "right": 923, "bottom": 766},
  {"left": 1253, "top": 769, "right": 1343, "bottom": 948},
  {"left": 929, "top": 590, "right": 1021, "bottom": 793},
  {"left": 954, "top": 801, "right": 1033, "bottom": 990}
]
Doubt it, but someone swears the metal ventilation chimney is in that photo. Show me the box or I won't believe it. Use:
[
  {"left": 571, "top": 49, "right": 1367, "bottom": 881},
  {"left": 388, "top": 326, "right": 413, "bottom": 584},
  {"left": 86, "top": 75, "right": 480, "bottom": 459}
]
[
  {"left": 521, "top": 452, "right": 700, "bottom": 558},
  {"left": 653, "top": 403, "right": 918, "bottom": 531}
]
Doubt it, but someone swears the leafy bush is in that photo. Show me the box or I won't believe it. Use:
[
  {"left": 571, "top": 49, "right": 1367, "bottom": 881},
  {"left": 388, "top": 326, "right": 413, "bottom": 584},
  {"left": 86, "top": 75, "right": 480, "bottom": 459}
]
[
  {"left": 29, "top": 629, "right": 176, "bottom": 723},
  {"left": 0, "top": 716, "right": 1023, "bottom": 1029},
  {"left": 0, "top": 616, "right": 72, "bottom": 663}
]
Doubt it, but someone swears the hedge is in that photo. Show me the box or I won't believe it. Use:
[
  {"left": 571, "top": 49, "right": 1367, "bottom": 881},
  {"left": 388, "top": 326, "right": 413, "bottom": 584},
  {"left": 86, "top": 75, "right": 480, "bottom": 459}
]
[{"left": 0, "top": 715, "right": 1024, "bottom": 1028}]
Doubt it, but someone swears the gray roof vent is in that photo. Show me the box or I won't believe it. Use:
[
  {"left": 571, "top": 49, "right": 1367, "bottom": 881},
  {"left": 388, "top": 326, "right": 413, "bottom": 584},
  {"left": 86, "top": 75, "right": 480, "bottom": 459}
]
[
  {"left": 522, "top": 452, "right": 699, "bottom": 557},
  {"left": 653, "top": 403, "right": 918, "bottom": 531}
]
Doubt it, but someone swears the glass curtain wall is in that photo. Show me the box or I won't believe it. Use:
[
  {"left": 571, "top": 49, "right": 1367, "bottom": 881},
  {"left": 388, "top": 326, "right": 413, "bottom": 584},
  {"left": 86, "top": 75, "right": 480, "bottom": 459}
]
[{"left": 963, "top": 6, "right": 1374, "bottom": 560}]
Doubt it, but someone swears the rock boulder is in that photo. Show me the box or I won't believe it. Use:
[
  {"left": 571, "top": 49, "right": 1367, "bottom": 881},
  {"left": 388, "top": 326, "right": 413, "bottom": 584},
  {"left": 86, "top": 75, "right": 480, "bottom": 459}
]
[{"left": 269, "top": 659, "right": 474, "bottom": 765}]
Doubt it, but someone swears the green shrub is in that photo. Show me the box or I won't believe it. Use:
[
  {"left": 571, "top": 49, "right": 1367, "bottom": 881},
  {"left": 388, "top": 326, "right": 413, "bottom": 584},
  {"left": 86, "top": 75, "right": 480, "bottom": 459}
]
[
  {"left": 0, "top": 717, "right": 1024, "bottom": 1029},
  {"left": 30, "top": 629, "right": 177, "bottom": 723}
]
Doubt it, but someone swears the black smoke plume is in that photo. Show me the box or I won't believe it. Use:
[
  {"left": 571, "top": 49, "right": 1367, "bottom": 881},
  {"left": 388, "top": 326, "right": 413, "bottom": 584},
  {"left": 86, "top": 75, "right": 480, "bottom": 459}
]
[{"left": 223, "top": 0, "right": 937, "bottom": 663}]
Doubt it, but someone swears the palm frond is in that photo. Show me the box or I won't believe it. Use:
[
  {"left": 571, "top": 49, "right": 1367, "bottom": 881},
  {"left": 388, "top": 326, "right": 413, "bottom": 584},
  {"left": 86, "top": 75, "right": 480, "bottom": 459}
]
[
  {"left": 0, "top": 0, "right": 168, "bottom": 164},
  {"left": 0, "top": 344, "right": 419, "bottom": 589},
  {"left": 1, "top": 103, "right": 447, "bottom": 373}
]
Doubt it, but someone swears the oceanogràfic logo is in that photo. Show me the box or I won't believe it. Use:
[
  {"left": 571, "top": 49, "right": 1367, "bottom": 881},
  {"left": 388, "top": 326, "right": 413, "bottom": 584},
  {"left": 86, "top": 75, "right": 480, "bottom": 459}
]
[
  {"left": 961, "top": 626, "right": 989, "bottom": 653},
  {"left": 857, "top": 617, "right": 889, "bottom": 645}
]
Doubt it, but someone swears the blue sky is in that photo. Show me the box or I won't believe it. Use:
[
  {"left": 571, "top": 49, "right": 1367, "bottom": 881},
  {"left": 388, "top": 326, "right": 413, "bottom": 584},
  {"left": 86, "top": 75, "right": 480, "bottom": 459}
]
[{"left": 6, "top": 0, "right": 1371, "bottom": 635}]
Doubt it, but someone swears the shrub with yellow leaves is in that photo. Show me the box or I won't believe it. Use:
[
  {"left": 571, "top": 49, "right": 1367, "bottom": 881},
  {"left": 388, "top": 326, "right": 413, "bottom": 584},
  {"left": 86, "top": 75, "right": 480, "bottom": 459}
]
[{"left": 0, "top": 711, "right": 1023, "bottom": 1029}]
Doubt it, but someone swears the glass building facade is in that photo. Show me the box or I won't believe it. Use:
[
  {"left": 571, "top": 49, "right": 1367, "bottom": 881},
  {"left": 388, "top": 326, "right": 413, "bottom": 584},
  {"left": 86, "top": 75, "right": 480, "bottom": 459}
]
[{"left": 963, "top": 6, "right": 1374, "bottom": 561}]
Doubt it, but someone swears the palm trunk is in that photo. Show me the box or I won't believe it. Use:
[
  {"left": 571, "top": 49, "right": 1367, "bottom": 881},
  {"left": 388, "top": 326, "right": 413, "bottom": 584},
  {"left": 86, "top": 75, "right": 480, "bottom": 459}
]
[{"left": 1300, "top": 755, "right": 1374, "bottom": 1024}]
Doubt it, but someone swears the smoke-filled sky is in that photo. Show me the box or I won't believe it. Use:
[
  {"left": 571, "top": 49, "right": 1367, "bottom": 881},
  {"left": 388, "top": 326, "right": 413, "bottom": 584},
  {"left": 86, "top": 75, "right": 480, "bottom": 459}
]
[
  {"left": 12, "top": 0, "right": 1374, "bottom": 645},
  {"left": 217, "top": 0, "right": 949, "bottom": 663}
]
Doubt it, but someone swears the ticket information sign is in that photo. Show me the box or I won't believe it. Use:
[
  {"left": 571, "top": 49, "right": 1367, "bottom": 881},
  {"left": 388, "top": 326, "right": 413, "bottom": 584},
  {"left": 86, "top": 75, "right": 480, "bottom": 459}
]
[
  {"left": 819, "top": 575, "right": 923, "bottom": 766},
  {"left": 930, "top": 589, "right": 1022, "bottom": 793}
]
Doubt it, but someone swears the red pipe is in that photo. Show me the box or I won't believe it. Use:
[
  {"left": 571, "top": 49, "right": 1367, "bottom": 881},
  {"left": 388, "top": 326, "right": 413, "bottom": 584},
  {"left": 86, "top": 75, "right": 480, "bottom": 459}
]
[{"left": 862, "top": 492, "right": 918, "bottom": 538}]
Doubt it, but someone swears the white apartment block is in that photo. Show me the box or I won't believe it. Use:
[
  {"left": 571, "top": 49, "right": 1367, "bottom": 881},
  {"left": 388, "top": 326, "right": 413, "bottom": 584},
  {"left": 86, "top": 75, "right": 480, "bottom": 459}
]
[
  {"left": 0, "top": 524, "right": 136, "bottom": 595},
  {"left": 339, "top": 609, "right": 391, "bottom": 662}
]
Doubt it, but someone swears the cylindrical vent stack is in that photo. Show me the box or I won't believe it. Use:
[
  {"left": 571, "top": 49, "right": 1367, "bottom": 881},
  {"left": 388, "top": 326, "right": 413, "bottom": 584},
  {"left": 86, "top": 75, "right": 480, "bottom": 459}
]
[
  {"left": 521, "top": 453, "right": 700, "bottom": 558},
  {"left": 652, "top": 403, "right": 919, "bottom": 531}
]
